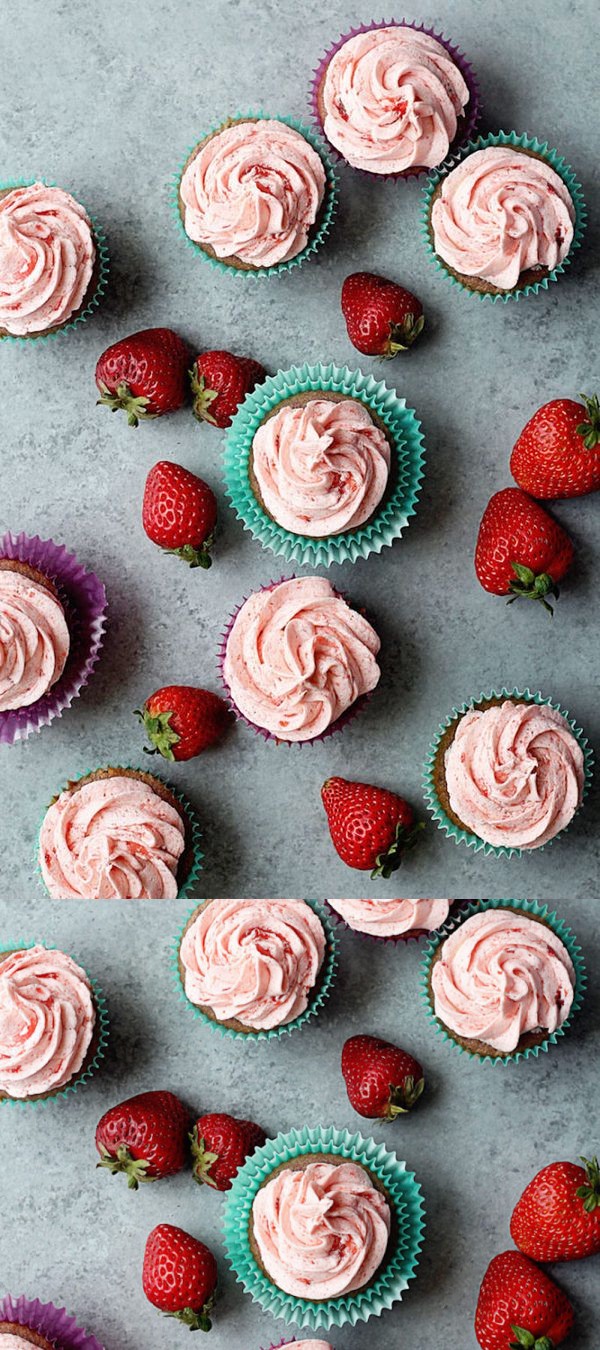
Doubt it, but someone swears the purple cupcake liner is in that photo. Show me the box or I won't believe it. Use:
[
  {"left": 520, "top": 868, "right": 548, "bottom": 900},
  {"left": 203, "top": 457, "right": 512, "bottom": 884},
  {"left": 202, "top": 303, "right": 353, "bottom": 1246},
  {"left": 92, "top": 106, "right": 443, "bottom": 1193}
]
[
  {"left": 325, "top": 898, "right": 469, "bottom": 946},
  {"left": 0, "top": 1295, "right": 105, "bottom": 1350},
  {"left": 310, "top": 18, "right": 481, "bottom": 182},
  {"left": 0, "top": 531, "right": 107, "bottom": 744},
  {"left": 217, "top": 576, "right": 375, "bottom": 748}
]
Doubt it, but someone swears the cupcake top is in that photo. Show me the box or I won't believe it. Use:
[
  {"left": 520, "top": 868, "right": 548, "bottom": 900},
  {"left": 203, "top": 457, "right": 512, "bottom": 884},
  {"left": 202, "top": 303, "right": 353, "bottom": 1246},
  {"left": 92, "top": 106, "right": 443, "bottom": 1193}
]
[
  {"left": 431, "top": 909, "right": 576, "bottom": 1054},
  {"left": 223, "top": 576, "right": 381, "bottom": 742},
  {"left": 0, "top": 567, "right": 70, "bottom": 711},
  {"left": 180, "top": 898, "right": 326, "bottom": 1030},
  {"left": 321, "top": 26, "right": 469, "bottom": 174},
  {"left": 280, "top": 1343, "right": 334, "bottom": 1350},
  {"left": 252, "top": 1160, "right": 390, "bottom": 1298},
  {"left": 0, "top": 182, "right": 96, "bottom": 336},
  {"left": 0, "top": 945, "right": 95, "bottom": 1099},
  {"left": 39, "top": 773, "right": 186, "bottom": 898},
  {"left": 252, "top": 397, "right": 391, "bottom": 537},
  {"left": 329, "top": 897, "right": 451, "bottom": 937},
  {"left": 444, "top": 700, "right": 585, "bottom": 849},
  {"left": 180, "top": 119, "right": 326, "bottom": 267},
  {"left": 431, "top": 146, "right": 575, "bottom": 290}
]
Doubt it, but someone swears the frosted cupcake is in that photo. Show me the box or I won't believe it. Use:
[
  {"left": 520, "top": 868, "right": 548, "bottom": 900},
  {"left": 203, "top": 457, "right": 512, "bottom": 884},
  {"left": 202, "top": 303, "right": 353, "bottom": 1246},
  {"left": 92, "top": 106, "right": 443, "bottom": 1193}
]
[
  {"left": 221, "top": 576, "right": 381, "bottom": 743},
  {"left": 0, "top": 182, "right": 104, "bottom": 338},
  {"left": 0, "top": 559, "right": 69, "bottom": 712},
  {"left": 328, "top": 898, "right": 451, "bottom": 941},
  {"left": 0, "top": 945, "right": 104, "bottom": 1102}
]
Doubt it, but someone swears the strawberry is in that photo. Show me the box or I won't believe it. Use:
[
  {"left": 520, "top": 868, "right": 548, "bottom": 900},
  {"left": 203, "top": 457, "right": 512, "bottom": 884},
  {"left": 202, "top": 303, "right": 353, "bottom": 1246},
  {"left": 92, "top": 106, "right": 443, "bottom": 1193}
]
[
  {"left": 190, "top": 1113, "right": 267, "bottom": 1191},
  {"left": 142, "top": 1223, "right": 217, "bottom": 1331},
  {"left": 475, "top": 488, "right": 574, "bottom": 615},
  {"left": 96, "top": 328, "right": 189, "bottom": 426},
  {"left": 321, "top": 776, "right": 423, "bottom": 877},
  {"left": 475, "top": 1251, "right": 574, "bottom": 1350},
  {"left": 511, "top": 1157, "right": 600, "bottom": 1263},
  {"left": 341, "top": 271, "right": 424, "bottom": 357},
  {"left": 191, "top": 350, "right": 265, "bottom": 428},
  {"left": 136, "top": 686, "right": 231, "bottom": 761},
  {"left": 341, "top": 1034, "right": 425, "bottom": 1119},
  {"left": 95, "top": 1090, "right": 189, "bottom": 1189},
  {"left": 143, "top": 460, "right": 217, "bottom": 568},
  {"left": 510, "top": 394, "right": 600, "bottom": 498}
]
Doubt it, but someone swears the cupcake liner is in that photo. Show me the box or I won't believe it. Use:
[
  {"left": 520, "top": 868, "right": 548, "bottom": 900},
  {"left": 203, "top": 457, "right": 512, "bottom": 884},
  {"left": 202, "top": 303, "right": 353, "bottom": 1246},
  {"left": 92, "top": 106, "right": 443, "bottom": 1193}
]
[
  {"left": 420, "top": 898, "right": 586, "bottom": 1066},
  {"left": 223, "top": 362, "right": 425, "bottom": 567},
  {"left": 173, "top": 898, "right": 338, "bottom": 1042},
  {"left": 170, "top": 111, "right": 339, "bottom": 279},
  {"left": 325, "top": 898, "right": 469, "bottom": 946},
  {"left": 223, "top": 1124, "right": 425, "bottom": 1329},
  {"left": 423, "top": 687, "right": 594, "bottom": 858},
  {"left": 0, "top": 1295, "right": 105, "bottom": 1350},
  {"left": 0, "top": 531, "right": 107, "bottom": 744},
  {"left": 422, "top": 131, "right": 587, "bottom": 301},
  {"left": 35, "top": 766, "right": 203, "bottom": 899},
  {"left": 0, "top": 179, "right": 109, "bottom": 343},
  {"left": 310, "top": 19, "right": 481, "bottom": 182},
  {"left": 0, "top": 941, "right": 109, "bottom": 1107}
]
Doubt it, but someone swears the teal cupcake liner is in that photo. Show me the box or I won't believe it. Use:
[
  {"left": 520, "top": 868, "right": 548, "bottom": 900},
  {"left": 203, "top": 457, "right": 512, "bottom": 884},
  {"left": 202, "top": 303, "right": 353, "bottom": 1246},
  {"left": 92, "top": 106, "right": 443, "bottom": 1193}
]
[
  {"left": 421, "top": 131, "right": 587, "bottom": 302},
  {"left": 170, "top": 110, "right": 339, "bottom": 279},
  {"left": 423, "top": 687, "right": 594, "bottom": 858},
  {"left": 172, "top": 898, "right": 338, "bottom": 1042},
  {"left": 223, "top": 1124, "right": 425, "bottom": 1330},
  {"left": 0, "top": 178, "right": 109, "bottom": 342},
  {"left": 420, "top": 898, "right": 586, "bottom": 1067},
  {"left": 223, "top": 362, "right": 426, "bottom": 566},
  {"left": 0, "top": 940, "right": 110, "bottom": 1106},
  {"left": 36, "top": 766, "right": 203, "bottom": 899}
]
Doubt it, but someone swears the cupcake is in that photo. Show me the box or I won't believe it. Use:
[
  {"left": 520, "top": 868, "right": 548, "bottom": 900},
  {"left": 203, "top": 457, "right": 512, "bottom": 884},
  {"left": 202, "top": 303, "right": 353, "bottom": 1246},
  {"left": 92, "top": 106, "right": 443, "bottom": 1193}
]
[
  {"left": 312, "top": 22, "right": 478, "bottom": 177},
  {"left": 0, "top": 559, "right": 70, "bottom": 712},
  {"left": 327, "top": 898, "right": 452, "bottom": 941},
  {"left": 0, "top": 182, "right": 106, "bottom": 338},
  {"left": 0, "top": 1297, "right": 105, "bottom": 1350},
  {"left": 220, "top": 575, "right": 381, "bottom": 743},
  {"left": 38, "top": 767, "right": 201, "bottom": 899}
]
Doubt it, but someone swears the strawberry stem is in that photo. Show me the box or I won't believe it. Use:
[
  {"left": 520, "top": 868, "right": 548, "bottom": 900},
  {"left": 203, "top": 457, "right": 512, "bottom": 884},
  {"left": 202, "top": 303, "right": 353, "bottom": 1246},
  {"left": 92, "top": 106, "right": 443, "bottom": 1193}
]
[
  {"left": 576, "top": 392, "right": 600, "bottom": 449},
  {"left": 386, "top": 313, "right": 425, "bottom": 357},
  {"left": 165, "top": 1295, "right": 215, "bottom": 1333},
  {"left": 190, "top": 367, "right": 219, "bottom": 424},
  {"left": 371, "top": 819, "right": 424, "bottom": 879},
  {"left": 576, "top": 1155, "right": 600, "bottom": 1212},
  {"left": 96, "top": 1143, "right": 153, "bottom": 1190},
  {"left": 387, "top": 1075, "right": 425, "bottom": 1117},
  {"left": 135, "top": 706, "right": 181, "bottom": 761},
  {"left": 96, "top": 381, "right": 153, "bottom": 427},
  {"left": 507, "top": 563, "right": 558, "bottom": 616},
  {"left": 510, "top": 1329, "right": 554, "bottom": 1350},
  {"left": 189, "top": 1126, "right": 220, "bottom": 1189},
  {"left": 163, "top": 534, "right": 215, "bottom": 570}
]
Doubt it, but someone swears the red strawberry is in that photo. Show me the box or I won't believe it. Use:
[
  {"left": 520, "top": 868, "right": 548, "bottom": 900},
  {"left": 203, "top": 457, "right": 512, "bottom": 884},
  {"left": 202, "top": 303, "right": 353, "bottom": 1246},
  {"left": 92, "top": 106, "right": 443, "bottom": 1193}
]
[
  {"left": 321, "top": 776, "right": 423, "bottom": 877},
  {"left": 136, "top": 686, "right": 231, "bottom": 761},
  {"left": 96, "top": 328, "right": 189, "bottom": 426},
  {"left": 341, "top": 271, "right": 424, "bottom": 357},
  {"left": 190, "top": 1113, "right": 267, "bottom": 1191},
  {"left": 511, "top": 1156, "right": 600, "bottom": 1263},
  {"left": 142, "top": 1223, "right": 217, "bottom": 1331},
  {"left": 342, "top": 1034, "right": 425, "bottom": 1119},
  {"left": 510, "top": 394, "right": 600, "bottom": 498},
  {"left": 475, "top": 1251, "right": 574, "bottom": 1350},
  {"left": 475, "top": 488, "right": 574, "bottom": 615},
  {"left": 95, "top": 1090, "right": 189, "bottom": 1189},
  {"left": 143, "top": 460, "right": 217, "bottom": 568},
  {"left": 191, "top": 350, "right": 265, "bottom": 428}
]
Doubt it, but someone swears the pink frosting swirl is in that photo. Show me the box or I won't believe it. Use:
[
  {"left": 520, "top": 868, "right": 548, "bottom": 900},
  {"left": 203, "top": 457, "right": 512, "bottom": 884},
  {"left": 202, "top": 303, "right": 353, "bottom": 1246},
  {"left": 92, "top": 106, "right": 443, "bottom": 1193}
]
[
  {"left": 39, "top": 775, "right": 186, "bottom": 899},
  {"left": 180, "top": 898, "right": 325, "bottom": 1030},
  {"left": 444, "top": 700, "right": 584, "bottom": 849},
  {"left": 280, "top": 1343, "right": 333, "bottom": 1350},
  {"left": 431, "top": 147, "right": 575, "bottom": 289},
  {"left": 252, "top": 1160, "right": 390, "bottom": 1297},
  {"left": 224, "top": 577, "right": 381, "bottom": 742},
  {"left": 0, "top": 1338, "right": 36, "bottom": 1349},
  {"left": 431, "top": 909, "right": 575, "bottom": 1053},
  {"left": 0, "top": 183, "right": 95, "bottom": 335},
  {"left": 328, "top": 897, "right": 451, "bottom": 936},
  {"left": 0, "top": 945, "right": 95, "bottom": 1098},
  {"left": 0, "top": 570, "right": 69, "bottom": 711},
  {"left": 322, "top": 27, "right": 469, "bottom": 173},
  {"left": 252, "top": 398, "right": 390, "bottom": 536},
  {"left": 180, "top": 119, "right": 325, "bottom": 267}
]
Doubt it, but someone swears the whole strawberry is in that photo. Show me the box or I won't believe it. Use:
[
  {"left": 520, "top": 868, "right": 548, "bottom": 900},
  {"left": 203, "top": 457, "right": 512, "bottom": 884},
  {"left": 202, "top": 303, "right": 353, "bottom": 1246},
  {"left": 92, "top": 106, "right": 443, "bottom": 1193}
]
[
  {"left": 321, "top": 776, "right": 423, "bottom": 877},
  {"left": 95, "top": 1090, "right": 189, "bottom": 1189},
  {"left": 143, "top": 460, "right": 217, "bottom": 568},
  {"left": 143, "top": 1223, "right": 217, "bottom": 1331},
  {"left": 190, "top": 1113, "right": 267, "bottom": 1191},
  {"left": 510, "top": 393, "right": 600, "bottom": 498},
  {"left": 475, "top": 488, "right": 574, "bottom": 615},
  {"left": 341, "top": 271, "right": 424, "bottom": 357},
  {"left": 475, "top": 1251, "right": 574, "bottom": 1350},
  {"left": 136, "top": 686, "right": 231, "bottom": 761},
  {"left": 511, "top": 1156, "right": 600, "bottom": 1263},
  {"left": 96, "top": 327, "right": 189, "bottom": 426},
  {"left": 191, "top": 350, "right": 265, "bottom": 428},
  {"left": 342, "top": 1034, "right": 425, "bottom": 1119}
]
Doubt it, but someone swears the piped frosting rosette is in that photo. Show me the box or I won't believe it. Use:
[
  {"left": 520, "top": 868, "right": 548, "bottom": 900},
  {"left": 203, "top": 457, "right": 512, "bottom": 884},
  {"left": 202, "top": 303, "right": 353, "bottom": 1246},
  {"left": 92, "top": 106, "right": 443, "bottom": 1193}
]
[
  {"left": 326, "top": 898, "right": 453, "bottom": 943},
  {"left": 0, "top": 569, "right": 69, "bottom": 712},
  {"left": 0, "top": 1295, "right": 106, "bottom": 1350}
]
